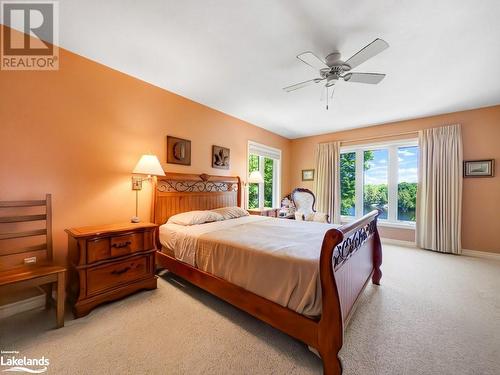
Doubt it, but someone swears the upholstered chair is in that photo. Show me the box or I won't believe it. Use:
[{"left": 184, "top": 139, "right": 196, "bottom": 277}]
[{"left": 291, "top": 188, "right": 329, "bottom": 223}]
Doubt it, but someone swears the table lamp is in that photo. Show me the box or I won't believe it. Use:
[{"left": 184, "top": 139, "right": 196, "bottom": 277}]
[
  {"left": 248, "top": 170, "right": 264, "bottom": 184},
  {"left": 131, "top": 154, "right": 165, "bottom": 223},
  {"left": 247, "top": 170, "right": 264, "bottom": 209}
]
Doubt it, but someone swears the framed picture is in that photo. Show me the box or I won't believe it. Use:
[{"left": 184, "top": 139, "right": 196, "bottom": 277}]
[
  {"left": 167, "top": 136, "right": 191, "bottom": 165},
  {"left": 463, "top": 159, "right": 495, "bottom": 177},
  {"left": 302, "top": 169, "right": 315, "bottom": 181},
  {"left": 212, "top": 145, "right": 230, "bottom": 169}
]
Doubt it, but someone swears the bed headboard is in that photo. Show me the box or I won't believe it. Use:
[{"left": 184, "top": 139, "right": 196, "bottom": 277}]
[{"left": 152, "top": 172, "right": 241, "bottom": 225}]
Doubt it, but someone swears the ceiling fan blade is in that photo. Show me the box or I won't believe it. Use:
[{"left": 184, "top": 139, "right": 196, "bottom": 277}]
[
  {"left": 283, "top": 78, "right": 324, "bottom": 92},
  {"left": 345, "top": 38, "right": 389, "bottom": 70},
  {"left": 343, "top": 72, "right": 386, "bottom": 84},
  {"left": 296, "top": 52, "right": 329, "bottom": 71}
]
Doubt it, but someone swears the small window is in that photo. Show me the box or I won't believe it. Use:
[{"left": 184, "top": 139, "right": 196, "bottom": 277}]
[
  {"left": 264, "top": 157, "right": 274, "bottom": 208},
  {"left": 247, "top": 141, "right": 281, "bottom": 208},
  {"left": 248, "top": 154, "right": 260, "bottom": 209}
]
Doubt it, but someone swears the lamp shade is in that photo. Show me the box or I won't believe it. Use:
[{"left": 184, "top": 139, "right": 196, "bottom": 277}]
[
  {"left": 133, "top": 154, "right": 166, "bottom": 176},
  {"left": 248, "top": 170, "right": 264, "bottom": 184}
]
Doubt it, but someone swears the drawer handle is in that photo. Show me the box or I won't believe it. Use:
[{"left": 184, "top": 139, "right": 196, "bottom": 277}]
[
  {"left": 112, "top": 240, "right": 131, "bottom": 249},
  {"left": 111, "top": 266, "right": 131, "bottom": 275}
]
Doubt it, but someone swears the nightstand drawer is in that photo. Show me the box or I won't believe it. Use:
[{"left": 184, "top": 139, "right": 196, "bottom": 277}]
[
  {"left": 87, "top": 256, "right": 148, "bottom": 295},
  {"left": 110, "top": 233, "right": 141, "bottom": 257},
  {"left": 87, "top": 232, "right": 150, "bottom": 263}
]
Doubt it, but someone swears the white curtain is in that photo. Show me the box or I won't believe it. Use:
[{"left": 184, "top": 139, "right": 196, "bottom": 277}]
[
  {"left": 313, "top": 142, "right": 341, "bottom": 224},
  {"left": 416, "top": 124, "right": 463, "bottom": 254}
]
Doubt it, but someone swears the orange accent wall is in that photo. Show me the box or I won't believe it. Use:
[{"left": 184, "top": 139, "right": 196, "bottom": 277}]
[
  {"left": 0, "top": 30, "right": 291, "bottom": 265},
  {"left": 2, "top": 25, "right": 499, "bottom": 263},
  {"left": 289, "top": 105, "right": 500, "bottom": 253}
]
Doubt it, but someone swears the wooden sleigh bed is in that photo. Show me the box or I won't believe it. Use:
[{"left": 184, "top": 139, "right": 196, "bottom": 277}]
[{"left": 153, "top": 173, "right": 382, "bottom": 375}]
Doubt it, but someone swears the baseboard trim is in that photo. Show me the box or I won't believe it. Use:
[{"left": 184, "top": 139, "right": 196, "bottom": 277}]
[
  {"left": 380, "top": 239, "right": 500, "bottom": 260},
  {"left": 381, "top": 238, "right": 416, "bottom": 248},
  {"left": 0, "top": 288, "right": 45, "bottom": 320},
  {"left": 462, "top": 249, "right": 500, "bottom": 261}
]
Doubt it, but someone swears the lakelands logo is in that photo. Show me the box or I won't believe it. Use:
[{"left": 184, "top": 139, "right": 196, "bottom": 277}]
[
  {"left": 0, "top": 351, "right": 49, "bottom": 373},
  {"left": 0, "top": 0, "right": 59, "bottom": 70}
]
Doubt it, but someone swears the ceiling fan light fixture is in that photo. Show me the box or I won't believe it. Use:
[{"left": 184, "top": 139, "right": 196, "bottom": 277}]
[{"left": 325, "top": 75, "right": 337, "bottom": 87}]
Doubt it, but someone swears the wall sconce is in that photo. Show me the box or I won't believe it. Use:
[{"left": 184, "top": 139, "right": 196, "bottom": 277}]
[{"left": 131, "top": 154, "right": 165, "bottom": 223}]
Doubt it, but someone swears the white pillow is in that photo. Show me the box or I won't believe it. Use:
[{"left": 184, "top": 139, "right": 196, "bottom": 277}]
[
  {"left": 167, "top": 210, "right": 224, "bottom": 226},
  {"left": 211, "top": 206, "right": 249, "bottom": 220}
]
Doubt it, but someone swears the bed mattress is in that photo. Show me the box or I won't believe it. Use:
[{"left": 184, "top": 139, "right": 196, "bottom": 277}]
[{"left": 159, "top": 215, "right": 337, "bottom": 316}]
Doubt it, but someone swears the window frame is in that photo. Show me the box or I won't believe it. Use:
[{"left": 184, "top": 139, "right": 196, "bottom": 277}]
[
  {"left": 340, "top": 138, "right": 418, "bottom": 228},
  {"left": 247, "top": 141, "right": 281, "bottom": 209}
]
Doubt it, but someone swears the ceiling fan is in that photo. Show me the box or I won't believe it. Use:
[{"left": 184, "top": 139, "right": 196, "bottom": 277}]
[{"left": 283, "top": 38, "right": 389, "bottom": 109}]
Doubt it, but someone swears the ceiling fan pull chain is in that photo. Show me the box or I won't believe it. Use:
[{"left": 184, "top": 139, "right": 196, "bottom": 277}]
[{"left": 326, "top": 86, "right": 329, "bottom": 110}]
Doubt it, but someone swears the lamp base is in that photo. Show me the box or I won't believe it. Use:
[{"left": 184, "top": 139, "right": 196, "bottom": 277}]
[{"left": 130, "top": 216, "right": 140, "bottom": 223}]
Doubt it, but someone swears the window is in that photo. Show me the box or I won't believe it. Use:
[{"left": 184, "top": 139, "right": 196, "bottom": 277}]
[
  {"left": 247, "top": 141, "right": 281, "bottom": 209},
  {"left": 363, "top": 149, "right": 388, "bottom": 219},
  {"left": 340, "top": 140, "right": 418, "bottom": 225},
  {"left": 248, "top": 154, "right": 260, "bottom": 209},
  {"left": 397, "top": 146, "right": 418, "bottom": 221},
  {"left": 340, "top": 152, "right": 356, "bottom": 216}
]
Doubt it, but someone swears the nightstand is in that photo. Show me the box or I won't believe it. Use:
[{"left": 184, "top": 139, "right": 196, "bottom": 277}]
[
  {"left": 65, "top": 222, "right": 158, "bottom": 318},
  {"left": 247, "top": 208, "right": 278, "bottom": 217}
]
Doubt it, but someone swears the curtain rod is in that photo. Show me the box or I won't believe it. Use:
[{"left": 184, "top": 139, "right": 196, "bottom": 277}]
[{"left": 319, "top": 130, "right": 418, "bottom": 145}]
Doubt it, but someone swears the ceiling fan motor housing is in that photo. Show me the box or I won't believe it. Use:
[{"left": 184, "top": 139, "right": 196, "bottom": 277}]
[
  {"left": 325, "top": 52, "right": 342, "bottom": 66},
  {"left": 321, "top": 52, "right": 351, "bottom": 81},
  {"left": 321, "top": 62, "right": 351, "bottom": 82}
]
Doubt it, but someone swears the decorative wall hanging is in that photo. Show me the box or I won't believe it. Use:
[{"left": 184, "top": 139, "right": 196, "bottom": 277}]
[
  {"left": 463, "top": 159, "right": 494, "bottom": 177},
  {"left": 167, "top": 136, "right": 191, "bottom": 165},
  {"left": 302, "top": 169, "right": 315, "bottom": 181},
  {"left": 212, "top": 145, "right": 230, "bottom": 169}
]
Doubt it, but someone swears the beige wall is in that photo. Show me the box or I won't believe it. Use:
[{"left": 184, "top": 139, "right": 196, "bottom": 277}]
[
  {"left": 0, "top": 41, "right": 291, "bottom": 265},
  {"left": 289, "top": 105, "right": 500, "bottom": 253}
]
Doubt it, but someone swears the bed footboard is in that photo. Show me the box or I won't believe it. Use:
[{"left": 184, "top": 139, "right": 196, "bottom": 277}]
[
  {"left": 316, "top": 210, "right": 381, "bottom": 375},
  {"left": 156, "top": 206, "right": 381, "bottom": 375}
]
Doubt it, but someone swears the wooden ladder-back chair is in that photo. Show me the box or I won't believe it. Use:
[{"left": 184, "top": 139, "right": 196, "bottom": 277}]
[{"left": 0, "top": 194, "right": 65, "bottom": 328}]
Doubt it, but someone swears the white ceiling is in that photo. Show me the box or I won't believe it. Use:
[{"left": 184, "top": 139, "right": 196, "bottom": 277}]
[{"left": 53, "top": 1, "right": 500, "bottom": 138}]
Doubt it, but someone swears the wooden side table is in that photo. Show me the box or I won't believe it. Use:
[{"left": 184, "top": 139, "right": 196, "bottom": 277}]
[
  {"left": 247, "top": 208, "right": 278, "bottom": 217},
  {"left": 65, "top": 222, "right": 158, "bottom": 318}
]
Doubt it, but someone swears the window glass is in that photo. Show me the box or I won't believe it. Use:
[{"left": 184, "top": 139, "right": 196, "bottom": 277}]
[
  {"left": 340, "top": 152, "right": 356, "bottom": 216},
  {"left": 248, "top": 154, "right": 259, "bottom": 209},
  {"left": 363, "top": 149, "right": 388, "bottom": 219},
  {"left": 264, "top": 157, "right": 274, "bottom": 208},
  {"left": 397, "top": 146, "right": 419, "bottom": 221}
]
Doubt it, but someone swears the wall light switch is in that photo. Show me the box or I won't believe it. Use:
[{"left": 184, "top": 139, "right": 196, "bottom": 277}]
[{"left": 24, "top": 256, "right": 37, "bottom": 264}]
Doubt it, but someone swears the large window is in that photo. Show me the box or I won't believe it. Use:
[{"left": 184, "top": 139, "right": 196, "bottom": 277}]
[
  {"left": 340, "top": 140, "right": 418, "bottom": 225},
  {"left": 247, "top": 141, "right": 281, "bottom": 209},
  {"left": 397, "top": 146, "right": 419, "bottom": 221},
  {"left": 340, "top": 152, "right": 356, "bottom": 216}
]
